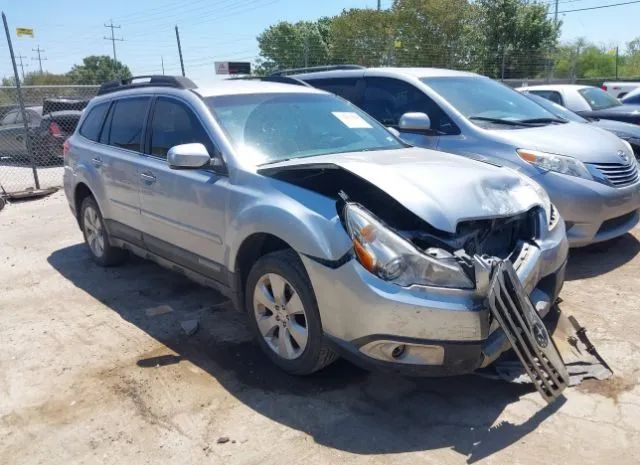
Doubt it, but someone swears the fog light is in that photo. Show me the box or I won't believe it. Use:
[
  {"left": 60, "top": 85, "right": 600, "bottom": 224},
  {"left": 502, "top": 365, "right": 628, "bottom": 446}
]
[
  {"left": 359, "top": 340, "right": 444, "bottom": 365},
  {"left": 391, "top": 344, "right": 406, "bottom": 359}
]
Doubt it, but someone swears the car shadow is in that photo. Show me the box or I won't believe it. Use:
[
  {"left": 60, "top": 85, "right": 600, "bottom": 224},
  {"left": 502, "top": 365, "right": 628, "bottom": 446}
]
[
  {"left": 566, "top": 232, "right": 640, "bottom": 281},
  {"left": 48, "top": 243, "right": 565, "bottom": 463}
]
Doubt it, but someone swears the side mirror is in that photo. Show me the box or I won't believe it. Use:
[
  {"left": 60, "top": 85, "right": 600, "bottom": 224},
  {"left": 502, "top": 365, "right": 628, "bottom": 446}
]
[
  {"left": 399, "top": 112, "right": 431, "bottom": 133},
  {"left": 167, "top": 143, "right": 211, "bottom": 169}
]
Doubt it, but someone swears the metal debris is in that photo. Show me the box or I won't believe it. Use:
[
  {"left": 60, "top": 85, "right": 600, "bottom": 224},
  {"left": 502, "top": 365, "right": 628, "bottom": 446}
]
[
  {"left": 144, "top": 305, "right": 174, "bottom": 317},
  {"left": 180, "top": 319, "right": 199, "bottom": 336}
]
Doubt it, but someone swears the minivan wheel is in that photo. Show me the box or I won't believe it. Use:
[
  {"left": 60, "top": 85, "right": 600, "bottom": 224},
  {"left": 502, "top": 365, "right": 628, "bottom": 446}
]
[
  {"left": 80, "top": 196, "right": 126, "bottom": 266},
  {"left": 245, "top": 249, "right": 338, "bottom": 375}
]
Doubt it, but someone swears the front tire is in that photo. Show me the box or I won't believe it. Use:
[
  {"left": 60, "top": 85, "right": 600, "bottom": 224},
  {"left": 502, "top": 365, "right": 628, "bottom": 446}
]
[
  {"left": 80, "top": 196, "right": 126, "bottom": 266},
  {"left": 245, "top": 249, "right": 338, "bottom": 375}
]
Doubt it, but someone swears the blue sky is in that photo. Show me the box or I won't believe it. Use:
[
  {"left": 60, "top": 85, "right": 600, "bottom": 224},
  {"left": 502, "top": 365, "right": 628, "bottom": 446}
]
[{"left": 1, "top": 0, "right": 639, "bottom": 85}]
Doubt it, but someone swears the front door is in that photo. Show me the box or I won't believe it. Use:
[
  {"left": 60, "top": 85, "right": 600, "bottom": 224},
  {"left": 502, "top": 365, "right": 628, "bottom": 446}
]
[{"left": 137, "top": 96, "right": 228, "bottom": 284}]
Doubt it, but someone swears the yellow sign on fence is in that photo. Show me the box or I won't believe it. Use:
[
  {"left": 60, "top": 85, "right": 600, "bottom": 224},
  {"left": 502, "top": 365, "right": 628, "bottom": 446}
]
[{"left": 16, "top": 28, "right": 34, "bottom": 38}]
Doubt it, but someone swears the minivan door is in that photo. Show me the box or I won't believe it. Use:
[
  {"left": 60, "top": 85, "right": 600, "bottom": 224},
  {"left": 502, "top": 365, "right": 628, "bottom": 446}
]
[
  {"left": 137, "top": 96, "right": 228, "bottom": 285},
  {"left": 361, "top": 77, "right": 452, "bottom": 150}
]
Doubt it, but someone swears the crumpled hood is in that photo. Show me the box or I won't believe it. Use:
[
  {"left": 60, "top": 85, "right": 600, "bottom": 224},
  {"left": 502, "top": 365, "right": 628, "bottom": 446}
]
[
  {"left": 492, "top": 121, "right": 631, "bottom": 163},
  {"left": 259, "top": 148, "right": 546, "bottom": 233}
]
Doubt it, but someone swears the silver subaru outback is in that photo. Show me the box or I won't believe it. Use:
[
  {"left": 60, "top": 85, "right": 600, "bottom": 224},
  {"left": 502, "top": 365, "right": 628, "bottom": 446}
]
[{"left": 63, "top": 76, "right": 568, "bottom": 377}]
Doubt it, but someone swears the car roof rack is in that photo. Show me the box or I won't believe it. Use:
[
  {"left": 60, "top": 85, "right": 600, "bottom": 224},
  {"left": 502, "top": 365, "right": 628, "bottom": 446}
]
[
  {"left": 269, "top": 64, "right": 365, "bottom": 77},
  {"left": 97, "top": 75, "right": 197, "bottom": 96},
  {"left": 228, "top": 75, "right": 312, "bottom": 88}
]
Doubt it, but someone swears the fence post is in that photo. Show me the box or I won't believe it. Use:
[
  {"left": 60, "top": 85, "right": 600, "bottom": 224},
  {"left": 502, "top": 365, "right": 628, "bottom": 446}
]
[{"left": 2, "top": 11, "right": 40, "bottom": 190}]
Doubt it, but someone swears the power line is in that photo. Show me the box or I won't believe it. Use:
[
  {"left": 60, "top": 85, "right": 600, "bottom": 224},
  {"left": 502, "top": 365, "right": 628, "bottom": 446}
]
[
  {"left": 555, "top": 0, "right": 640, "bottom": 13},
  {"left": 31, "top": 45, "right": 47, "bottom": 73},
  {"left": 104, "top": 19, "right": 124, "bottom": 62}
]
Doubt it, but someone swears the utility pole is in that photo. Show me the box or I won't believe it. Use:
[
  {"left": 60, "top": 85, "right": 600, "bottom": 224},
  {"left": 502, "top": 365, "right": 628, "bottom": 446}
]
[
  {"left": 549, "top": 0, "right": 559, "bottom": 81},
  {"left": 377, "top": 0, "right": 381, "bottom": 10},
  {"left": 175, "top": 25, "right": 185, "bottom": 77},
  {"left": 31, "top": 45, "right": 46, "bottom": 73},
  {"left": 16, "top": 54, "right": 28, "bottom": 81},
  {"left": 161, "top": 56, "right": 165, "bottom": 75},
  {"left": 3, "top": 12, "right": 40, "bottom": 189},
  {"left": 615, "top": 46, "right": 619, "bottom": 80},
  {"left": 554, "top": 0, "right": 559, "bottom": 24},
  {"left": 103, "top": 19, "right": 123, "bottom": 62}
]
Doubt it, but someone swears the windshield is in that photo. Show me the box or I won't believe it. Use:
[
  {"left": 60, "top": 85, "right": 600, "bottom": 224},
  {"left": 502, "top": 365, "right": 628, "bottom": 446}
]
[
  {"left": 421, "top": 77, "right": 558, "bottom": 127},
  {"left": 205, "top": 93, "right": 404, "bottom": 165},
  {"left": 525, "top": 93, "right": 587, "bottom": 123},
  {"left": 578, "top": 87, "right": 622, "bottom": 110}
]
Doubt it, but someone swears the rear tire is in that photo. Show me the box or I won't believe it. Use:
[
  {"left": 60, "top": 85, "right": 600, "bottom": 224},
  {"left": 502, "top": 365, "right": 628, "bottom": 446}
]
[
  {"left": 80, "top": 196, "right": 126, "bottom": 267},
  {"left": 245, "top": 249, "right": 338, "bottom": 375}
]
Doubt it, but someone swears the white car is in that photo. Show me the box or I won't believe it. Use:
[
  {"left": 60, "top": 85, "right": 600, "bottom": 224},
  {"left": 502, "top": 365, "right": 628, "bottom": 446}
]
[
  {"left": 517, "top": 84, "right": 640, "bottom": 126},
  {"left": 602, "top": 81, "right": 640, "bottom": 99}
]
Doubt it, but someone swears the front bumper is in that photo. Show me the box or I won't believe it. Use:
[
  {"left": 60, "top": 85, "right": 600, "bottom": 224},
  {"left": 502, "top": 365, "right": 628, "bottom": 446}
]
[
  {"left": 532, "top": 170, "right": 640, "bottom": 247},
  {"left": 302, "top": 220, "right": 568, "bottom": 376}
]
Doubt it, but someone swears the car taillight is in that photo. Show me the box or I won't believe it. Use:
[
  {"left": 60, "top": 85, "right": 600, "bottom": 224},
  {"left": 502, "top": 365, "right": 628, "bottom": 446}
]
[
  {"left": 63, "top": 139, "right": 70, "bottom": 158},
  {"left": 601, "top": 84, "right": 607, "bottom": 91},
  {"left": 49, "top": 121, "right": 62, "bottom": 137}
]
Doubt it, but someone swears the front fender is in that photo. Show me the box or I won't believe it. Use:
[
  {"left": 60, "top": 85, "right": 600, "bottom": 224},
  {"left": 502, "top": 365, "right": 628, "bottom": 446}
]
[{"left": 225, "top": 185, "right": 352, "bottom": 272}]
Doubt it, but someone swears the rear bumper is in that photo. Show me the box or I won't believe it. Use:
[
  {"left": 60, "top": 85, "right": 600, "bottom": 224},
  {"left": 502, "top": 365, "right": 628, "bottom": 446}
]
[{"left": 532, "top": 170, "right": 640, "bottom": 247}]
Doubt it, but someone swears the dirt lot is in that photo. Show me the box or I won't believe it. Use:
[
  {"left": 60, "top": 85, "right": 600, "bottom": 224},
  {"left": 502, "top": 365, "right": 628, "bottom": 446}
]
[{"left": 1, "top": 191, "right": 639, "bottom": 465}]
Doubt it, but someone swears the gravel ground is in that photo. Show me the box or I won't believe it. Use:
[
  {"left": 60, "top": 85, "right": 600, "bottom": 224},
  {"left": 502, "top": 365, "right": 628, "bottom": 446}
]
[{"left": 1, "top": 191, "right": 639, "bottom": 465}]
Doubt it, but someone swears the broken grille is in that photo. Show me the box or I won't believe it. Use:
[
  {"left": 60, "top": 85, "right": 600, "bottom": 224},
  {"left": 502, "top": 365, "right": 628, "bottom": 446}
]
[
  {"left": 589, "top": 161, "right": 639, "bottom": 187},
  {"left": 486, "top": 260, "right": 569, "bottom": 403}
]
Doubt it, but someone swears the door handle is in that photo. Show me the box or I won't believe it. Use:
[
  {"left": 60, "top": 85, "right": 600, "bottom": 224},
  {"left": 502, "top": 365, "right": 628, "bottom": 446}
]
[
  {"left": 91, "top": 157, "right": 103, "bottom": 168},
  {"left": 140, "top": 172, "right": 156, "bottom": 184}
]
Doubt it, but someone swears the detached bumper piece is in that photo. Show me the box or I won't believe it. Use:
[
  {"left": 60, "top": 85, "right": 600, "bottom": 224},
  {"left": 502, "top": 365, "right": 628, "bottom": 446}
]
[{"left": 486, "top": 260, "right": 569, "bottom": 403}]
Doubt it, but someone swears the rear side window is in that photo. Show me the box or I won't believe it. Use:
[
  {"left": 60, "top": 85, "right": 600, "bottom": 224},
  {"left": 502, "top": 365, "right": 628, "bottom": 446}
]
[
  {"left": 148, "top": 97, "right": 216, "bottom": 159},
  {"left": 529, "top": 90, "right": 563, "bottom": 105},
  {"left": 362, "top": 77, "right": 458, "bottom": 134},
  {"left": 79, "top": 102, "right": 110, "bottom": 142},
  {"left": 107, "top": 97, "right": 151, "bottom": 151},
  {"left": 305, "top": 78, "right": 364, "bottom": 105}
]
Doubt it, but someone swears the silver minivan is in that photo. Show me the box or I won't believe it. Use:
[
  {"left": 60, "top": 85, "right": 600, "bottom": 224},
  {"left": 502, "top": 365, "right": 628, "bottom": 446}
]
[{"left": 294, "top": 67, "right": 640, "bottom": 247}]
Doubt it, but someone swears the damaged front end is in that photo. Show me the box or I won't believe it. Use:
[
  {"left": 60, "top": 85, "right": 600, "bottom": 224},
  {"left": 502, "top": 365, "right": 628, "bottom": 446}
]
[{"left": 261, "top": 161, "right": 608, "bottom": 403}]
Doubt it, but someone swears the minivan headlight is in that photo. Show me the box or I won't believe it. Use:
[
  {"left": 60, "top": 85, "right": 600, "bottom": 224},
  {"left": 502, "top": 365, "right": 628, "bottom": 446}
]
[
  {"left": 517, "top": 149, "right": 592, "bottom": 180},
  {"left": 344, "top": 203, "right": 474, "bottom": 289}
]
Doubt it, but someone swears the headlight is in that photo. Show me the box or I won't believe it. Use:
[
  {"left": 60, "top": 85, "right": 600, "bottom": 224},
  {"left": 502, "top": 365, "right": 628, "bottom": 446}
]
[
  {"left": 343, "top": 203, "right": 474, "bottom": 289},
  {"left": 517, "top": 149, "right": 592, "bottom": 180}
]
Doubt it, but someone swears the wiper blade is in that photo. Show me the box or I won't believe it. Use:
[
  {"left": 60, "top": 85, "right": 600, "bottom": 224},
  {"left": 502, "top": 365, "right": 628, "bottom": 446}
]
[
  {"left": 518, "top": 117, "right": 567, "bottom": 124},
  {"left": 469, "top": 116, "right": 538, "bottom": 127}
]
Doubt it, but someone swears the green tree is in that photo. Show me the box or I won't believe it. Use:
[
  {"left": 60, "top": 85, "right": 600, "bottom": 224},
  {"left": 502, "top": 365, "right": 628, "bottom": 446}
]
[
  {"left": 328, "top": 8, "right": 395, "bottom": 66},
  {"left": 470, "top": 0, "right": 559, "bottom": 78},
  {"left": 392, "top": 0, "right": 473, "bottom": 68},
  {"left": 67, "top": 55, "right": 132, "bottom": 84},
  {"left": 256, "top": 19, "right": 331, "bottom": 73},
  {"left": 621, "top": 37, "right": 640, "bottom": 77}
]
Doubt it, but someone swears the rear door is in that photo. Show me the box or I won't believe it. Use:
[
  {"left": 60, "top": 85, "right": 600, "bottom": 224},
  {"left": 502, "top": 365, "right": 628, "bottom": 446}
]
[
  {"left": 137, "top": 96, "right": 228, "bottom": 283},
  {"left": 97, "top": 96, "right": 152, "bottom": 243}
]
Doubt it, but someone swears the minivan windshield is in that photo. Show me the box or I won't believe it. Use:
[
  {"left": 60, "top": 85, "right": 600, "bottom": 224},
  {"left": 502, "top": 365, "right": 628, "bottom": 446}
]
[
  {"left": 421, "top": 76, "right": 563, "bottom": 128},
  {"left": 578, "top": 87, "right": 622, "bottom": 110},
  {"left": 205, "top": 93, "right": 404, "bottom": 165}
]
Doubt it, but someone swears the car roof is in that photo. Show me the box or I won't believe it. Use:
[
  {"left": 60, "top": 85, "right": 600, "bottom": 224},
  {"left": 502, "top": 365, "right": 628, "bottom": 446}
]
[
  {"left": 193, "top": 79, "right": 327, "bottom": 97},
  {"left": 293, "top": 66, "right": 480, "bottom": 80},
  {"left": 518, "top": 84, "right": 591, "bottom": 91}
]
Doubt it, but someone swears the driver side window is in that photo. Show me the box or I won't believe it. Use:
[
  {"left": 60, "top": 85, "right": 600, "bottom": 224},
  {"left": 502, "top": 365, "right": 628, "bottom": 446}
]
[
  {"left": 361, "top": 77, "right": 458, "bottom": 134},
  {"left": 148, "top": 97, "right": 217, "bottom": 160}
]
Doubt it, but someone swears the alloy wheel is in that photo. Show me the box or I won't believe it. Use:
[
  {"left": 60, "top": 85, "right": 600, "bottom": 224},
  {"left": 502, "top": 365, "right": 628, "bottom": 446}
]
[
  {"left": 253, "top": 273, "right": 309, "bottom": 360},
  {"left": 83, "top": 205, "right": 105, "bottom": 258}
]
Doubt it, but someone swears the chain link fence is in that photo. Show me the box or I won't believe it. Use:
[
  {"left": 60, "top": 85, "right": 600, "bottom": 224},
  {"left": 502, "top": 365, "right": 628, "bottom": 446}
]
[{"left": 0, "top": 85, "right": 98, "bottom": 195}]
